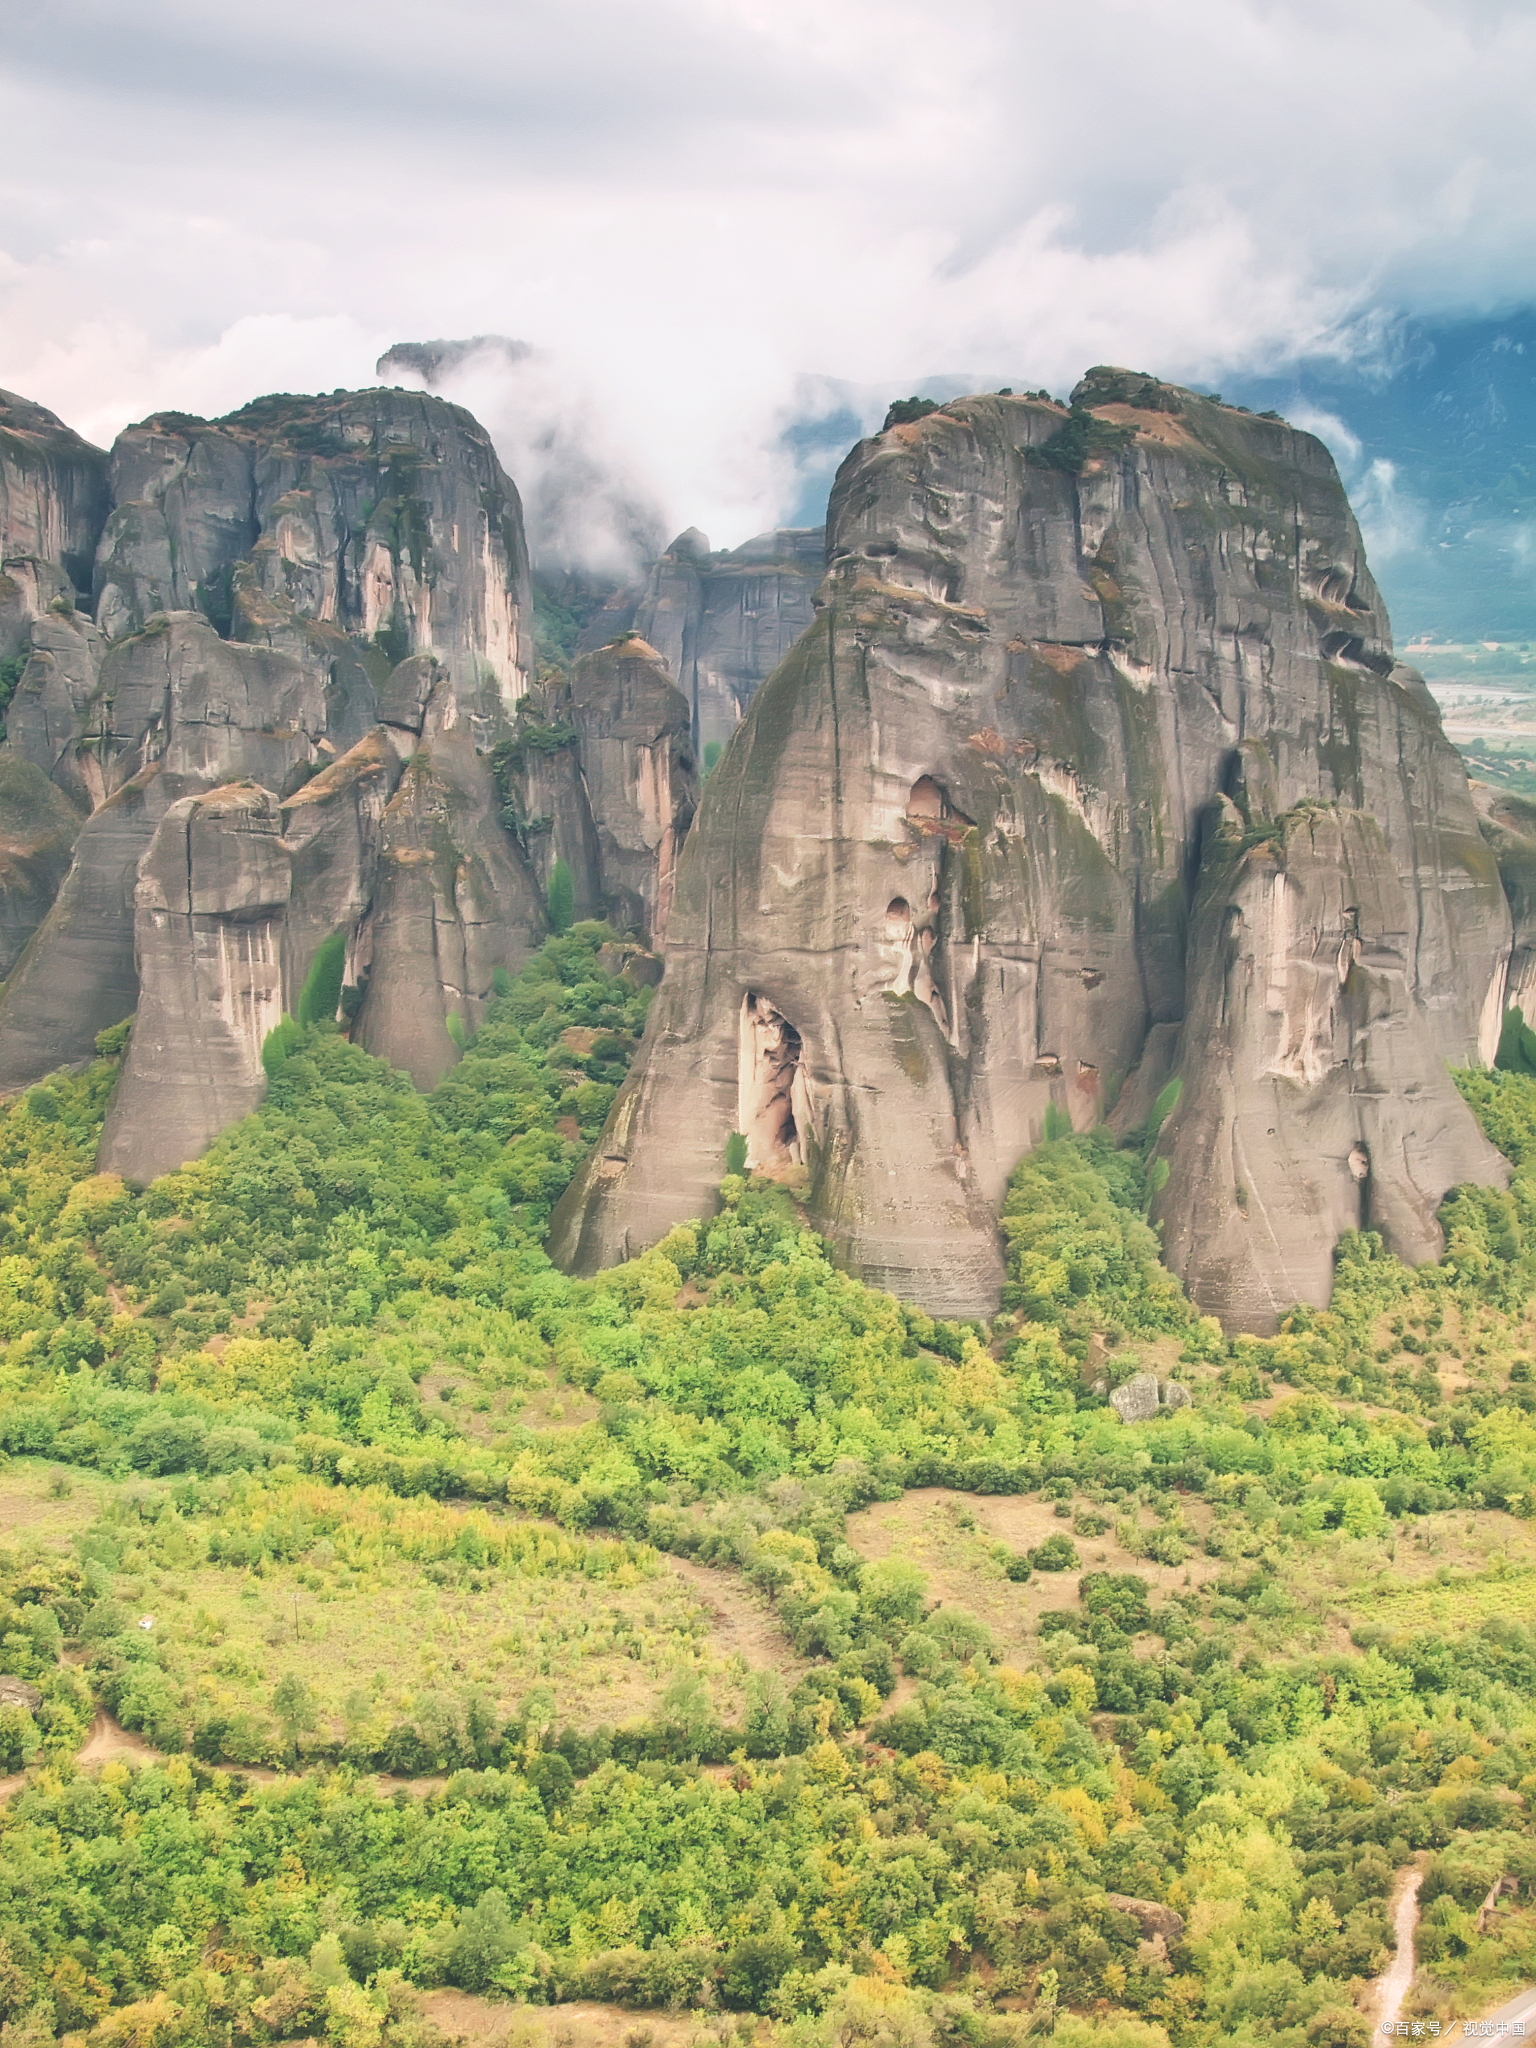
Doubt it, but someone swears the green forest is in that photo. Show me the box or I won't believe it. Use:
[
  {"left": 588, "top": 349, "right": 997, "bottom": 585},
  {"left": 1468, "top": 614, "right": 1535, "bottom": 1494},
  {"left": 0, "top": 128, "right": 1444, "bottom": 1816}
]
[{"left": 5, "top": 923, "right": 1536, "bottom": 2048}]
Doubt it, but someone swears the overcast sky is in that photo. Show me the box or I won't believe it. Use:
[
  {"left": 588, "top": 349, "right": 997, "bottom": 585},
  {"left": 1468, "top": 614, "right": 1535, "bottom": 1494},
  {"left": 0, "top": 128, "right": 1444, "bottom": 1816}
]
[{"left": 4, "top": 0, "right": 1533, "bottom": 553}]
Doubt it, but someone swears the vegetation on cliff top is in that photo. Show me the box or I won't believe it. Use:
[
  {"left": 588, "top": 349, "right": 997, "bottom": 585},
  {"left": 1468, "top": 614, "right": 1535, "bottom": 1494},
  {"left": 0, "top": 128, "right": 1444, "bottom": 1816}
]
[{"left": 4, "top": 930, "right": 1536, "bottom": 2048}]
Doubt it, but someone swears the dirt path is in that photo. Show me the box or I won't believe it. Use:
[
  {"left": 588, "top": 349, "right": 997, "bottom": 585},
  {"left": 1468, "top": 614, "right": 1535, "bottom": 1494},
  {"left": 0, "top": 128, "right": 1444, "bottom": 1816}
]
[
  {"left": 0, "top": 1711, "right": 454, "bottom": 1807},
  {"left": 0, "top": 1710, "right": 159, "bottom": 1808},
  {"left": 77, "top": 1710, "right": 160, "bottom": 1768},
  {"left": 1374, "top": 1866, "right": 1424, "bottom": 2033},
  {"left": 422, "top": 1992, "right": 723, "bottom": 2048}
]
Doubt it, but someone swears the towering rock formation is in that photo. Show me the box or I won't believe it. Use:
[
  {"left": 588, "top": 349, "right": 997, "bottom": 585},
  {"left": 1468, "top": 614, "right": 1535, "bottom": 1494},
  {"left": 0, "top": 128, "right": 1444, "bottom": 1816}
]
[
  {"left": 552, "top": 370, "right": 1512, "bottom": 1331},
  {"left": 91, "top": 388, "right": 529, "bottom": 721},
  {"left": 1475, "top": 788, "right": 1536, "bottom": 1028},
  {"left": 0, "top": 390, "right": 110, "bottom": 615},
  {"left": 579, "top": 527, "right": 824, "bottom": 754},
  {"left": 0, "top": 393, "right": 111, "bottom": 970},
  {"left": 0, "top": 386, "right": 549, "bottom": 1179},
  {"left": 495, "top": 638, "right": 698, "bottom": 943}
]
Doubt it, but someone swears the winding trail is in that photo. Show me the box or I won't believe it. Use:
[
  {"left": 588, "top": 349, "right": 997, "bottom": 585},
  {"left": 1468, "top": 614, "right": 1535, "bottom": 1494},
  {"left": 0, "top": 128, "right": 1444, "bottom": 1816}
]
[{"left": 1376, "top": 1867, "right": 1424, "bottom": 2034}]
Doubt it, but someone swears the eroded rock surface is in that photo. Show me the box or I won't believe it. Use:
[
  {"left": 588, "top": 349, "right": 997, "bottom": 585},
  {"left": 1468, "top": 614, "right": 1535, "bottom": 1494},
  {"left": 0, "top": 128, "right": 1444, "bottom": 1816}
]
[
  {"left": 98, "top": 786, "right": 291, "bottom": 1182},
  {"left": 93, "top": 389, "right": 531, "bottom": 724},
  {"left": 1476, "top": 787, "right": 1536, "bottom": 1025},
  {"left": 582, "top": 527, "right": 824, "bottom": 754},
  {"left": 0, "top": 390, "right": 109, "bottom": 599},
  {"left": 554, "top": 370, "right": 1511, "bottom": 1327},
  {"left": 568, "top": 639, "right": 696, "bottom": 944},
  {"left": 1156, "top": 794, "right": 1508, "bottom": 1329},
  {"left": 0, "top": 753, "right": 86, "bottom": 979},
  {"left": 352, "top": 731, "right": 545, "bottom": 1089},
  {"left": 0, "top": 385, "right": 551, "bottom": 1169}
]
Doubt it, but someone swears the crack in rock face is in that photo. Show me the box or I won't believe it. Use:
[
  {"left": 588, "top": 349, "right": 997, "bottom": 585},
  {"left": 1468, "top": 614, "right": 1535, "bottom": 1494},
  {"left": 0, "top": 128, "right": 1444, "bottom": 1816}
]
[{"left": 552, "top": 373, "right": 1514, "bottom": 1329}]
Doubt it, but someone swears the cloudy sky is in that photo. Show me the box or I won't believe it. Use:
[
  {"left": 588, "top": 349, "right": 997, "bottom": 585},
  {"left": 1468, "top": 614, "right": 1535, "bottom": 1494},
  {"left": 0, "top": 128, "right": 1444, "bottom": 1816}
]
[{"left": 4, "top": 0, "right": 1534, "bottom": 556}]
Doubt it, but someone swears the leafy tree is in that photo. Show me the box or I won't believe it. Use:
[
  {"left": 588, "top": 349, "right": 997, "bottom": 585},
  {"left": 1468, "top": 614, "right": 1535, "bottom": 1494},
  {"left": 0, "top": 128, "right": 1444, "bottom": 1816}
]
[{"left": 272, "top": 1673, "right": 318, "bottom": 1760}]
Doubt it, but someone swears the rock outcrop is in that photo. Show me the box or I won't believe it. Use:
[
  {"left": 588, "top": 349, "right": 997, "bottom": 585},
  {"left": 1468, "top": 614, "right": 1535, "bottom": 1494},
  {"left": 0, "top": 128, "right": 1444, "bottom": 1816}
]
[
  {"left": 567, "top": 639, "right": 696, "bottom": 944},
  {"left": 93, "top": 389, "right": 531, "bottom": 725},
  {"left": 0, "top": 385, "right": 552, "bottom": 1178},
  {"left": 1157, "top": 792, "right": 1506, "bottom": 1329},
  {"left": 97, "top": 785, "right": 291, "bottom": 1182},
  {"left": 0, "top": 390, "right": 110, "bottom": 603},
  {"left": 580, "top": 527, "right": 824, "bottom": 754},
  {"left": 0, "top": 394, "right": 111, "bottom": 965},
  {"left": 553, "top": 371, "right": 1511, "bottom": 1329},
  {"left": 497, "top": 639, "right": 698, "bottom": 945},
  {"left": 351, "top": 730, "right": 544, "bottom": 1090},
  {"left": 1475, "top": 787, "right": 1536, "bottom": 1026},
  {"left": 0, "top": 753, "right": 87, "bottom": 980}
]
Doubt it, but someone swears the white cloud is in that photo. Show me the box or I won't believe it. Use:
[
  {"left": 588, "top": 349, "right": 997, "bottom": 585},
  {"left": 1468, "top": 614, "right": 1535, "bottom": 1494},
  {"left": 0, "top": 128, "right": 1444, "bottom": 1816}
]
[{"left": 0, "top": 0, "right": 1533, "bottom": 545}]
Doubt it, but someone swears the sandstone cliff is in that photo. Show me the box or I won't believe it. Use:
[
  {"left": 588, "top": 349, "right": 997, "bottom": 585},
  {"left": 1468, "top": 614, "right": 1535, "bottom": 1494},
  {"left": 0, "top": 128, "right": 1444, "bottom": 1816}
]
[
  {"left": 0, "top": 393, "right": 111, "bottom": 966},
  {"left": 93, "top": 389, "right": 531, "bottom": 723},
  {"left": 495, "top": 639, "right": 698, "bottom": 945},
  {"left": 0, "top": 386, "right": 554, "bottom": 1181},
  {"left": 552, "top": 371, "right": 1511, "bottom": 1329},
  {"left": 580, "top": 527, "right": 823, "bottom": 754},
  {"left": 0, "top": 390, "right": 109, "bottom": 612}
]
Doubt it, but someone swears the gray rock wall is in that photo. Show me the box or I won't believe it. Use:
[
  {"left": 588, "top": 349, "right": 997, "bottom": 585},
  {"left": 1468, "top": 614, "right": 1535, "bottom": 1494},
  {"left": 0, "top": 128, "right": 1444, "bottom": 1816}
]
[
  {"left": 599, "top": 526, "right": 824, "bottom": 756},
  {"left": 0, "top": 753, "right": 86, "bottom": 980},
  {"left": 0, "top": 390, "right": 110, "bottom": 596},
  {"left": 0, "top": 385, "right": 551, "bottom": 1177},
  {"left": 567, "top": 639, "right": 697, "bottom": 945},
  {"left": 349, "top": 727, "right": 545, "bottom": 1090},
  {"left": 553, "top": 373, "right": 1511, "bottom": 1328},
  {"left": 98, "top": 786, "right": 291, "bottom": 1183},
  {"left": 93, "top": 389, "right": 533, "bottom": 726},
  {"left": 1154, "top": 795, "right": 1508, "bottom": 1328}
]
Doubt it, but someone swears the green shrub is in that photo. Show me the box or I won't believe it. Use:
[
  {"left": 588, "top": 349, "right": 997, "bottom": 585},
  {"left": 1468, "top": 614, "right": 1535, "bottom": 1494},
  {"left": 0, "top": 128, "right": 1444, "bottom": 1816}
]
[
  {"left": 1497, "top": 1005, "right": 1536, "bottom": 1075},
  {"left": 296, "top": 932, "right": 346, "bottom": 1030},
  {"left": 882, "top": 396, "right": 941, "bottom": 430},
  {"left": 1029, "top": 1532, "right": 1080, "bottom": 1571},
  {"left": 93, "top": 1017, "right": 133, "bottom": 1059},
  {"left": 261, "top": 1014, "right": 303, "bottom": 1079},
  {"left": 1026, "top": 403, "right": 1138, "bottom": 474}
]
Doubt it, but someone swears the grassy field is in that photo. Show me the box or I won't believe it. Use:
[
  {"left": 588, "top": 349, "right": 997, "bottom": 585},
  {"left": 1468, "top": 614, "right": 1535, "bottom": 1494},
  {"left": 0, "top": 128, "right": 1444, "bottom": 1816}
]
[{"left": 0, "top": 1459, "right": 803, "bottom": 1767}]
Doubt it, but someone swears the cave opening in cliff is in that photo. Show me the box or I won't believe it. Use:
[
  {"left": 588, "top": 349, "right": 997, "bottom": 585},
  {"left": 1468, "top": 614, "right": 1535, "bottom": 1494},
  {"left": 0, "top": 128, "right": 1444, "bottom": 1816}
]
[
  {"left": 908, "top": 776, "right": 945, "bottom": 819},
  {"left": 738, "top": 992, "right": 807, "bottom": 1172}
]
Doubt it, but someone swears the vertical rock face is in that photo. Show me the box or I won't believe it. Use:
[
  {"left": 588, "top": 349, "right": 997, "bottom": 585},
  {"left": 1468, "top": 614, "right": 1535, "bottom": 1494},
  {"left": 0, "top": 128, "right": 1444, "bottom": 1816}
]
[
  {"left": 0, "top": 754, "right": 89, "bottom": 980},
  {"left": 351, "top": 731, "right": 545, "bottom": 1089},
  {"left": 552, "top": 371, "right": 1511, "bottom": 1330},
  {"left": 0, "top": 391, "right": 110, "bottom": 600},
  {"left": 495, "top": 640, "right": 698, "bottom": 947},
  {"left": 98, "top": 786, "right": 291, "bottom": 1183},
  {"left": 567, "top": 639, "right": 697, "bottom": 944},
  {"left": 0, "top": 394, "right": 110, "bottom": 967},
  {"left": 0, "top": 767, "right": 195, "bottom": 1088},
  {"left": 1475, "top": 789, "right": 1536, "bottom": 1025},
  {"left": 588, "top": 527, "right": 825, "bottom": 754},
  {"left": 1156, "top": 794, "right": 1506, "bottom": 1330},
  {"left": 0, "top": 385, "right": 550, "bottom": 1180},
  {"left": 93, "top": 389, "right": 531, "bottom": 723}
]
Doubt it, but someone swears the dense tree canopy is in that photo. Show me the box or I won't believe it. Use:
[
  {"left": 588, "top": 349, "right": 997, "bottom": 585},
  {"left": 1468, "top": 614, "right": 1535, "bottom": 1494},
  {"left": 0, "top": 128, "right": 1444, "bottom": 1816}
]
[{"left": 4, "top": 925, "right": 1536, "bottom": 2048}]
